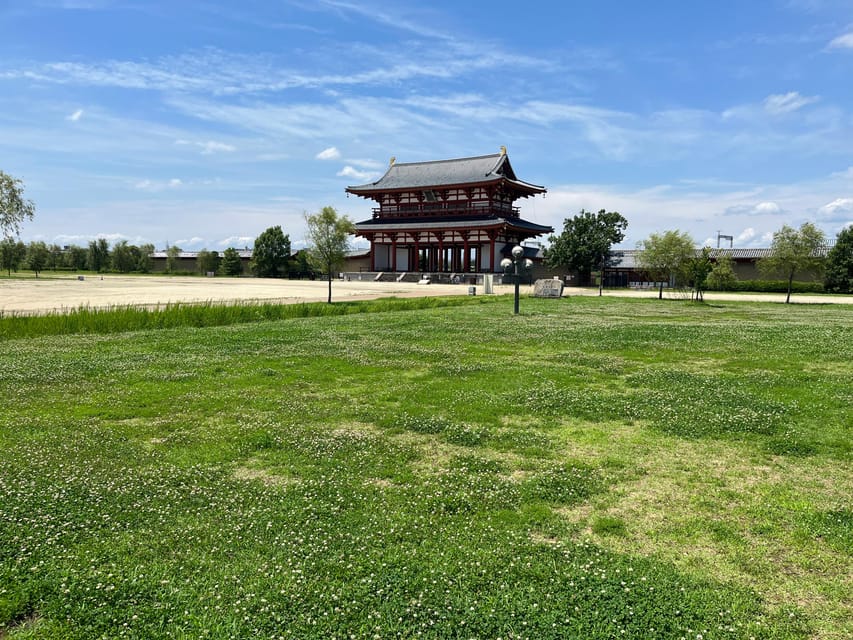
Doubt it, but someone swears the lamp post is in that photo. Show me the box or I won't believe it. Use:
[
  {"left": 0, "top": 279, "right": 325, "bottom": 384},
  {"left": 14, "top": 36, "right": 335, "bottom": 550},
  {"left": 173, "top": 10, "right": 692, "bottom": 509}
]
[{"left": 501, "top": 245, "right": 533, "bottom": 315}]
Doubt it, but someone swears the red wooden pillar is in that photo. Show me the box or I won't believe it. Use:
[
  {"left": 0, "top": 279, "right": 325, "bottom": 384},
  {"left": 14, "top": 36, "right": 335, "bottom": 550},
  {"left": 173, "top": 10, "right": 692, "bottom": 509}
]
[
  {"left": 414, "top": 234, "right": 420, "bottom": 272},
  {"left": 488, "top": 231, "right": 496, "bottom": 273},
  {"left": 462, "top": 232, "right": 470, "bottom": 272},
  {"left": 391, "top": 233, "right": 398, "bottom": 272},
  {"left": 369, "top": 234, "right": 376, "bottom": 271},
  {"left": 437, "top": 232, "right": 445, "bottom": 272}
]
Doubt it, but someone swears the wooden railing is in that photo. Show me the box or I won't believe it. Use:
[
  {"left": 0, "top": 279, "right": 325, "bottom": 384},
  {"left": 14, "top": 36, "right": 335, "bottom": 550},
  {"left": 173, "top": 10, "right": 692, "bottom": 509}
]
[{"left": 372, "top": 202, "right": 520, "bottom": 218}]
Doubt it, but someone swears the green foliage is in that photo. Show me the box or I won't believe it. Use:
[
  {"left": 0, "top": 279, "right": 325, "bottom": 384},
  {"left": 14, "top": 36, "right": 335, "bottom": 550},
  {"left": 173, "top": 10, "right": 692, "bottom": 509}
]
[
  {"left": 137, "top": 243, "right": 154, "bottom": 273},
  {"left": 759, "top": 222, "right": 826, "bottom": 303},
  {"left": 1, "top": 239, "right": 26, "bottom": 275},
  {"left": 110, "top": 240, "right": 135, "bottom": 273},
  {"left": 706, "top": 253, "right": 738, "bottom": 291},
  {"left": 251, "top": 226, "right": 291, "bottom": 278},
  {"left": 635, "top": 229, "right": 695, "bottom": 298},
  {"left": 544, "top": 208, "right": 628, "bottom": 285},
  {"left": 219, "top": 247, "right": 243, "bottom": 276},
  {"left": 87, "top": 238, "right": 110, "bottom": 273},
  {"left": 25, "top": 241, "right": 49, "bottom": 277},
  {"left": 164, "top": 245, "right": 181, "bottom": 273},
  {"left": 304, "top": 206, "right": 355, "bottom": 302},
  {"left": 824, "top": 225, "right": 853, "bottom": 293},
  {"left": 686, "top": 246, "right": 713, "bottom": 301},
  {"left": 0, "top": 170, "right": 35, "bottom": 240},
  {"left": 196, "top": 248, "right": 220, "bottom": 275}
]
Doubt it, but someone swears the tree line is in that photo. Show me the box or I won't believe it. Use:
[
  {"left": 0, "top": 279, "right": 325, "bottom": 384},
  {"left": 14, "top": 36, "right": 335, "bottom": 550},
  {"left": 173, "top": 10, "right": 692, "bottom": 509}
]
[{"left": 545, "top": 209, "right": 853, "bottom": 303}]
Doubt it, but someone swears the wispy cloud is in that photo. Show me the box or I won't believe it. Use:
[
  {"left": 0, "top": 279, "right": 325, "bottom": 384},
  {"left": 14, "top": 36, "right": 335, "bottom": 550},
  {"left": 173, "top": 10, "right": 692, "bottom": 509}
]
[
  {"left": 763, "top": 91, "right": 820, "bottom": 114},
  {"left": 828, "top": 32, "right": 853, "bottom": 49},
  {"left": 316, "top": 146, "right": 340, "bottom": 160},
  {"left": 66, "top": 108, "right": 84, "bottom": 121},
  {"left": 336, "top": 166, "right": 378, "bottom": 182},
  {"left": 175, "top": 139, "right": 236, "bottom": 155}
]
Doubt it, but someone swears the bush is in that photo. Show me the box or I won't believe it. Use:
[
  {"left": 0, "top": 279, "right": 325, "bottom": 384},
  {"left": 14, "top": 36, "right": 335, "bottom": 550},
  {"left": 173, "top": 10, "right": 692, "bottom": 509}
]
[{"left": 706, "top": 279, "right": 824, "bottom": 294}]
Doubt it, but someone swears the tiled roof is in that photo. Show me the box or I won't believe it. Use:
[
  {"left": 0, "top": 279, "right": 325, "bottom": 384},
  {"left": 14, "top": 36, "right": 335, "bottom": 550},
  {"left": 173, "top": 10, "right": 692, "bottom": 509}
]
[
  {"left": 346, "top": 153, "right": 545, "bottom": 194},
  {"left": 354, "top": 214, "right": 553, "bottom": 234}
]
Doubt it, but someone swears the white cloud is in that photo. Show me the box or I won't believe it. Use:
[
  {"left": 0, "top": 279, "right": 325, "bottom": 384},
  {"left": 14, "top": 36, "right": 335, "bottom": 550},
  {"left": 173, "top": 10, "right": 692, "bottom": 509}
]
[
  {"left": 134, "top": 178, "right": 183, "bottom": 191},
  {"left": 66, "top": 108, "right": 84, "bottom": 121},
  {"left": 763, "top": 92, "right": 819, "bottom": 115},
  {"left": 217, "top": 235, "right": 255, "bottom": 248},
  {"left": 175, "top": 139, "right": 235, "bottom": 154},
  {"left": 818, "top": 197, "right": 853, "bottom": 220},
  {"left": 754, "top": 201, "right": 781, "bottom": 214},
  {"left": 316, "top": 146, "right": 341, "bottom": 160},
  {"left": 828, "top": 32, "right": 853, "bottom": 49},
  {"left": 175, "top": 236, "right": 206, "bottom": 247},
  {"left": 200, "top": 140, "right": 235, "bottom": 154},
  {"left": 336, "top": 165, "right": 378, "bottom": 181},
  {"left": 736, "top": 228, "right": 757, "bottom": 243}
]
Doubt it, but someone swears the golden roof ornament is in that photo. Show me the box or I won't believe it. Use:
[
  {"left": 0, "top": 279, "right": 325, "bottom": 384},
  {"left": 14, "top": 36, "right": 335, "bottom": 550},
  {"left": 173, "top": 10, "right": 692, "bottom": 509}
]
[
  {"left": 390, "top": 156, "right": 396, "bottom": 166},
  {"left": 500, "top": 145, "right": 507, "bottom": 156}
]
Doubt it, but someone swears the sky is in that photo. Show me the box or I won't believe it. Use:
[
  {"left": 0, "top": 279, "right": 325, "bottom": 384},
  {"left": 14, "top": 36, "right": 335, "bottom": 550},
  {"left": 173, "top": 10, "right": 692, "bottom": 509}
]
[{"left": 1, "top": 0, "right": 852, "bottom": 252}]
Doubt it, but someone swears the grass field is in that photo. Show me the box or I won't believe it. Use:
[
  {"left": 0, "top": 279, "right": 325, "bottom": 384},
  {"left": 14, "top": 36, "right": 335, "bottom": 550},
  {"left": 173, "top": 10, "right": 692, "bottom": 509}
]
[{"left": 1, "top": 295, "right": 851, "bottom": 639}]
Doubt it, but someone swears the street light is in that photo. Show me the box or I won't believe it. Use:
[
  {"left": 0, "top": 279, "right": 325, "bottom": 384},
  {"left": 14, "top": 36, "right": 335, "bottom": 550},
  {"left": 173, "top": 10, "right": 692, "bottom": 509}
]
[{"left": 501, "top": 245, "right": 533, "bottom": 315}]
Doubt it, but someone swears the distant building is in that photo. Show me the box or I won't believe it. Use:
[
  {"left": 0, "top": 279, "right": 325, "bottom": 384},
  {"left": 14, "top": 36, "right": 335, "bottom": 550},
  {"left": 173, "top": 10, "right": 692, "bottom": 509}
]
[
  {"left": 149, "top": 250, "right": 252, "bottom": 274},
  {"left": 346, "top": 148, "right": 552, "bottom": 274}
]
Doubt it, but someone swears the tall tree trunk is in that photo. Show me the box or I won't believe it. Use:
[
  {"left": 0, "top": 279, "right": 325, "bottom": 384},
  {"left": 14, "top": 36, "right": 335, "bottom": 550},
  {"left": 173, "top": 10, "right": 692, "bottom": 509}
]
[
  {"left": 786, "top": 270, "right": 794, "bottom": 304},
  {"left": 327, "top": 273, "right": 332, "bottom": 303},
  {"left": 658, "top": 282, "right": 663, "bottom": 299}
]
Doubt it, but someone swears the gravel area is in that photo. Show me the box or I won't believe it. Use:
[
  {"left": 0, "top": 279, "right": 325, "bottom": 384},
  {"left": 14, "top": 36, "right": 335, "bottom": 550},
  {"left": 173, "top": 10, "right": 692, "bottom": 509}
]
[{"left": 1, "top": 275, "right": 850, "bottom": 314}]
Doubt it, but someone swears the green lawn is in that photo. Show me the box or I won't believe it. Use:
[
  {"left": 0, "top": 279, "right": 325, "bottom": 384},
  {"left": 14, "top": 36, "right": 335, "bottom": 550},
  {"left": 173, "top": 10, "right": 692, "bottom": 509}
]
[{"left": 1, "top": 296, "right": 850, "bottom": 639}]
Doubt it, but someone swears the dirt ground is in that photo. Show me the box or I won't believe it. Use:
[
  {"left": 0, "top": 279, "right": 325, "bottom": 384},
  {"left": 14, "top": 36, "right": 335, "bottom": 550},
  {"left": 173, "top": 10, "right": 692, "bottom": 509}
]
[{"left": 1, "top": 275, "right": 850, "bottom": 314}]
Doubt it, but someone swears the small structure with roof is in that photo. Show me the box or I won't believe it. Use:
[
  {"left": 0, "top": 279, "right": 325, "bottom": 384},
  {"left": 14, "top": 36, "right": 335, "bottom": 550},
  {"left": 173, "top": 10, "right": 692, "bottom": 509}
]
[{"left": 346, "top": 148, "right": 552, "bottom": 274}]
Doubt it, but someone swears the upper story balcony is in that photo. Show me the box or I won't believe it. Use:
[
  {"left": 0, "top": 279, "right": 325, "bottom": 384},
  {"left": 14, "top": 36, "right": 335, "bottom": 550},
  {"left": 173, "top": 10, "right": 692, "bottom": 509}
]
[{"left": 372, "top": 200, "right": 520, "bottom": 219}]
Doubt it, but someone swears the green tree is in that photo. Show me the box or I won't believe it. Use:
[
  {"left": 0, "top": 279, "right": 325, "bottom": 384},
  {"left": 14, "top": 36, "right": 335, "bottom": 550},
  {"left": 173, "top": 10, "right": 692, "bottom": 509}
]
[
  {"left": 220, "top": 247, "right": 244, "bottom": 276},
  {"left": 636, "top": 229, "right": 695, "bottom": 299},
  {"left": 111, "top": 240, "right": 136, "bottom": 273},
  {"left": 1, "top": 238, "right": 26, "bottom": 275},
  {"left": 686, "top": 246, "right": 713, "bottom": 302},
  {"left": 47, "top": 244, "right": 63, "bottom": 271},
  {"left": 26, "top": 241, "right": 49, "bottom": 277},
  {"left": 165, "top": 245, "right": 182, "bottom": 274},
  {"left": 1, "top": 171, "right": 35, "bottom": 240},
  {"left": 87, "top": 238, "right": 110, "bottom": 272},
  {"left": 197, "top": 249, "right": 220, "bottom": 275},
  {"left": 544, "top": 209, "right": 628, "bottom": 286},
  {"left": 67, "top": 245, "right": 88, "bottom": 271},
  {"left": 824, "top": 226, "right": 853, "bottom": 294},
  {"left": 305, "top": 206, "right": 354, "bottom": 303},
  {"left": 137, "top": 244, "right": 154, "bottom": 273},
  {"left": 706, "top": 253, "right": 738, "bottom": 291},
  {"left": 251, "top": 226, "right": 291, "bottom": 278},
  {"left": 759, "top": 222, "right": 826, "bottom": 303}
]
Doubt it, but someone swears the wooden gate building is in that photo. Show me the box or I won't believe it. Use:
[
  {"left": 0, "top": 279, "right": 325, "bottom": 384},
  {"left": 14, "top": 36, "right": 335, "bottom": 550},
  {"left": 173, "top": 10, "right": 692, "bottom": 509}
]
[{"left": 346, "top": 148, "right": 551, "bottom": 273}]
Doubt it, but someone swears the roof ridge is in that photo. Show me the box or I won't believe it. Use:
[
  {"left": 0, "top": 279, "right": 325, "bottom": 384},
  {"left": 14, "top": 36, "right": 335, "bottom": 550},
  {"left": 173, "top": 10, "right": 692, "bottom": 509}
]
[{"left": 389, "top": 153, "right": 502, "bottom": 167}]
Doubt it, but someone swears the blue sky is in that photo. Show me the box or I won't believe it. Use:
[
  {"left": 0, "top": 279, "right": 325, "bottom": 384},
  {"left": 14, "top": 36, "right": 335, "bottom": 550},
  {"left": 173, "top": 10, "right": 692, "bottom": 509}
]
[{"left": 1, "top": 0, "right": 852, "bottom": 251}]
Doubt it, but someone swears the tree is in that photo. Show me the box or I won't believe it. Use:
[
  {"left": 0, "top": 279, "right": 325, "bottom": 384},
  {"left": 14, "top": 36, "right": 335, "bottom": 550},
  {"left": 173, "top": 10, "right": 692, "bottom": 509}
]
[
  {"left": 47, "top": 244, "right": 63, "bottom": 271},
  {"left": 67, "top": 245, "right": 88, "bottom": 271},
  {"left": 636, "top": 230, "right": 695, "bottom": 299},
  {"left": 305, "top": 206, "right": 355, "bottom": 303},
  {"left": 759, "top": 222, "right": 826, "bottom": 303},
  {"left": 26, "top": 241, "right": 49, "bottom": 277},
  {"left": 0, "top": 171, "right": 35, "bottom": 240},
  {"left": 686, "top": 246, "right": 713, "bottom": 302},
  {"left": 706, "top": 253, "right": 738, "bottom": 291},
  {"left": 111, "top": 240, "right": 136, "bottom": 273},
  {"left": 251, "top": 226, "right": 291, "bottom": 278},
  {"left": 165, "top": 245, "right": 182, "bottom": 274},
  {"left": 197, "top": 249, "right": 220, "bottom": 275},
  {"left": 824, "top": 226, "right": 853, "bottom": 294},
  {"left": 137, "top": 244, "right": 154, "bottom": 273},
  {"left": 544, "top": 209, "right": 628, "bottom": 286},
  {"left": 220, "top": 247, "right": 244, "bottom": 276},
  {"left": 87, "top": 238, "right": 110, "bottom": 272},
  {"left": 1, "top": 238, "right": 26, "bottom": 276}
]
